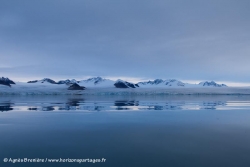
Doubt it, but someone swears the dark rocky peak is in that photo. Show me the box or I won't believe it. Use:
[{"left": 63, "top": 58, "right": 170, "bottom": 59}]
[
  {"left": 138, "top": 79, "right": 164, "bottom": 85},
  {"left": 57, "top": 79, "right": 77, "bottom": 84},
  {"left": 27, "top": 80, "right": 38, "bottom": 83},
  {"left": 41, "top": 78, "right": 57, "bottom": 84},
  {"left": 199, "top": 81, "right": 227, "bottom": 87},
  {"left": 27, "top": 78, "right": 57, "bottom": 84},
  {"left": 114, "top": 80, "right": 139, "bottom": 88},
  {"left": 0, "top": 77, "right": 15, "bottom": 87},
  {"left": 68, "top": 83, "right": 85, "bottom": 90}
]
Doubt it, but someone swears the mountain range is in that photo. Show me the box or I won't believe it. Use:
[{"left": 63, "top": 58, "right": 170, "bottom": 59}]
[{"left": 0, "top": 76, "right": 228, "bottom": 89}]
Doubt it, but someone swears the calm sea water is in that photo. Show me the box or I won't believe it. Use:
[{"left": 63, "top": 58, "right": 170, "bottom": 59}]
[{"left": 1, "top": 95, "right": 250, "bottom": 167}]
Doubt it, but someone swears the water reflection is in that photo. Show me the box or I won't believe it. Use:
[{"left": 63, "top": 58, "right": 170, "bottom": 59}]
[
  {"left": 58, "top": 98, "right": 83, "bottom": 110},
  {"left": 114, "top": 101, "right": 139, "bottom": 110},
  {"left": 28, "top": 107, "right": 38, "bottom": 111},
  {"left": 1, "top": 96, "right": 250, "bottom": 112},
  {"left": 0, "top": 102, "right": 13, "bottom": 112},
  {"left": 42, "top": 106, "right": 55, "bottom": 111},
  {"left": 202, "top": 101, "right": 226, "bottom": 110},
  {"left": 114, "top": 101, "right": 139, "bottom": 106}
]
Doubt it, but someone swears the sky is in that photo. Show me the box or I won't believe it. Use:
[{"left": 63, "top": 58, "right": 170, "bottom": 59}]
[{"left": 0, "top": 0, "right": 250, "bottom": 86}]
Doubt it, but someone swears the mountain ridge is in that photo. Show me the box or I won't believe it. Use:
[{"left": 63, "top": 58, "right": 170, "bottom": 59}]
[{"left": 1, "top": 76, "right": 229, "bottom": 88}]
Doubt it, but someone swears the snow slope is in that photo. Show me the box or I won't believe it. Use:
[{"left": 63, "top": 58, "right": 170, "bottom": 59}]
[
  {"left": 77, "top": 77, "right": 115, "bottom": 88},
  {"left": 138, "top": 79, "right": 227, "bottom": 88},
  {"left": 138, "top": 79, "right": 185, "bottom": 87},
  {"left": 0, "top": 82, "right": 79, "bottom": 95}
]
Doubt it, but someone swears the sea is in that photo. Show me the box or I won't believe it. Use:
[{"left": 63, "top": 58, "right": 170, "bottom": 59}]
[{"left": 1, "top": 95, "right": 250, "bottom": 167}]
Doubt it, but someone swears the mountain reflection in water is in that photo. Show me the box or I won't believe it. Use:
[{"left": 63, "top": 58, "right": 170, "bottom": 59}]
[{"left": 0, "top": 95, "right": 250, "bottom": 112}]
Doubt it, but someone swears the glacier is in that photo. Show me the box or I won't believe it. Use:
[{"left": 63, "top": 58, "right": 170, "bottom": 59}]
[{"left": 0, "top": 76, "right": 249, "bottom": 95}]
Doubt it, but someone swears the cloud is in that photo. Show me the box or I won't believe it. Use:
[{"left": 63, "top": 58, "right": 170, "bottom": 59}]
[{"left": 0, "top": 0, "right": 250, "bottom": 84}]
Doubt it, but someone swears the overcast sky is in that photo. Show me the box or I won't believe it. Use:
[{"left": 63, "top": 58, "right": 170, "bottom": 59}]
[{"left": 0, "top": 0, "right": 250, "bottom": 85}]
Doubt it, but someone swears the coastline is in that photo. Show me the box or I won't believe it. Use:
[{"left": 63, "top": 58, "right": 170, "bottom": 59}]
[{"left": 1, "top": 87, "right": 250, "bottom": 95}]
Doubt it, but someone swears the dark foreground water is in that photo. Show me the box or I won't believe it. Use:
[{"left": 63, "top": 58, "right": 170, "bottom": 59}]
[{"left": 1, "top": 95, "right": 250, "bottom": 167}]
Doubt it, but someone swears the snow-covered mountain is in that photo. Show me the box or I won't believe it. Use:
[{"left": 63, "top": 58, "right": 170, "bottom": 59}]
[
  {"left": 137, "top": 79, "right": 228, "bottom": 88},
  {"left": 27, "top": 78, "right": 57, "bottom": 84},
  {"left": 114, "top": 80, "right": 139, "bottom": 88},
  {"left": 138, "top": 79, "right": 164, "bottom": 86},
  {"left": 199, "top": 81, "right": 227, "bottom": 87},
  {"left": 57, "top": 79, "right": 77, "bottom": 85},
  {"left": 137, "top": 79, "right": 185, "bottom": 87},
  {"left": 25, "top": 77, "right": 228, "bottom": 88},
  {"left": 81, "top": 77, "right": 105, "bottom": 84},
  {"left": 0, "top": 76, "right": 245, "bottom": 95},
  {"left": 78, "top": 77, "right": 115, "bottom": 87},
  {"left": 26, "top": 77, "right": 115, "bottom": 87},
  {"left": 28, "top": 78, "right": 78, "bottom": 85},
  {"left": 77, "top": 77, "right": 140, "bottom": 88},
  {"left": 0, "top": 77, "right": 15, "bottom": 87}
]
